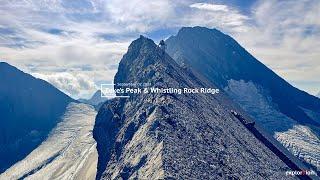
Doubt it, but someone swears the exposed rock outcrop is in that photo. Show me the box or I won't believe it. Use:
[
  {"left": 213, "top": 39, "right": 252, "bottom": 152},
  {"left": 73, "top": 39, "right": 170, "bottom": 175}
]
[{"left": 93, "top": 36, "right": 299, "bottom": 179}]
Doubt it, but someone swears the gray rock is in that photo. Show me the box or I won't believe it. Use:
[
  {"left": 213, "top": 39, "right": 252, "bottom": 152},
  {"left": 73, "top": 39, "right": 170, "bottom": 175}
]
[
  {"left": 165, "top": 26, "right": 320, "bottom": 171},
  {"left": 93, "top": 36, "right": 296, "bottom": 179}
]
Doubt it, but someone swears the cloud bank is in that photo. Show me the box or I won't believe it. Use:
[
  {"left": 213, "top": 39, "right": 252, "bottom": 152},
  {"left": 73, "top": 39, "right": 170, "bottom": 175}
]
[{"left": 0, "top": 0, "right": 319, "bottom": 97}]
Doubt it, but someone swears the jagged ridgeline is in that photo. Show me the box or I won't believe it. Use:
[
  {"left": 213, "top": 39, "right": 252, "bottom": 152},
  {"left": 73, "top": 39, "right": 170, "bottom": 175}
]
[{"left": 93, "top": 36, "right": 301, "bottom": 179}]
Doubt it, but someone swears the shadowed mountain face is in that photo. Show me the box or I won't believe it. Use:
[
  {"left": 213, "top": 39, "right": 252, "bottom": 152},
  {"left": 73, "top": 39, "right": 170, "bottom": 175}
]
[
  {"left": 93, "top": 36, "right": 296, "bottom": 179},
  {"left": 0, "top": 62, "right": 74, "bottom": 173},
  {"left": 165, "top": 26, "right": 320, "bottom": 170},
  {"left": 1, "top": 103, "right": 98, "bottom": 180}
]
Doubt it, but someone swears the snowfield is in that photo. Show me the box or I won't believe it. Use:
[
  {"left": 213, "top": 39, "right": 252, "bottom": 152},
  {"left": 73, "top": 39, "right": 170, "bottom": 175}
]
[
  {"left": 0, "top": 103, "right": 98, "bottom": 180},
  {"left": 275, "top": 125, "right": 320, "bottom": 169},
  {"left": 225, "top": 79, "right": 320, "bottom": 170}
]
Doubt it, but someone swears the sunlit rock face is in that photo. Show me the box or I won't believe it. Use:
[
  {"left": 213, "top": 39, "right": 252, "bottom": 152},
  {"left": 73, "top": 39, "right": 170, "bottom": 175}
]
[{"left": 93, "top": 36, "right": 295, "bottom": 180}]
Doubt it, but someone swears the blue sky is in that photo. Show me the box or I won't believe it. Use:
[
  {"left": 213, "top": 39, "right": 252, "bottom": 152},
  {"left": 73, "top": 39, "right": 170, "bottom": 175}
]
[{"left": 0, "top": 0, "right": 319, "bottom": 98}]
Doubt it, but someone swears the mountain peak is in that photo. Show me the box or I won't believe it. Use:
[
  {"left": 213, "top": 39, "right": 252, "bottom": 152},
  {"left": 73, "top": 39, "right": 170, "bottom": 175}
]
[
  {"left": 0, "top": 62, "right": 74, "bottom": 173},
  {"left": 128, "top": 35, "right": 157, "bottom": 53},
  {"left": 114, "top": 35, "right": 177, "bottom": 88},
  {"left": 88, "top": 90, "right": 107, "bottom": 106},
  {"left": 94, "top": 35, "right": 300, "bottom": 179},
  {"left": 177, "top": 26, "right": 223, "bottom": 38},
  {"left": 0, "top": 61, "right": 10, "bottom": 66},
  {"left": 0, "top": 61, "right": 19, "bottom": 72},
  {"left": 165, "top": 26, "right": 320, "bottom": 171},
  {"left": 119, "top": 35, "right": 159, "bottom": 67}
]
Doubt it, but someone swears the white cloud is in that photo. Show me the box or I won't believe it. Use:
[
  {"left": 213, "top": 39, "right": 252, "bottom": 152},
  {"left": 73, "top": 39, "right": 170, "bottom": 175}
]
[
  {"left": 187, "top": 2, "right": 249, "bottom": 33},
  {"left": 105, "top": 0, "right": 175, "bottom": 32},
  {"left": 0, "top": 29, "right": 129, "bottom": 98},
  {"left": 190, "top": 3, "right": 229, "bottom": 12},
  {"left": 32, "top": 72, "right": 97, "bottom": 99},
  {"left": 232, "top": 0, "right": 320, "bottom": 94},
  {"left": 0, "top": 0, "right": 319, "bottom": 97},
  {"left": 0, "top": 0, "right": 131, "bottom": 98}
]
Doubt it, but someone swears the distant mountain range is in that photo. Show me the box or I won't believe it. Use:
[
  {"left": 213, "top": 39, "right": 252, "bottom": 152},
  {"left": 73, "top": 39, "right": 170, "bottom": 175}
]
[
  {"left": 166, "top": 26, "right": 320, "bottom": 170},
  {"left": 0, "top": 62, "right": 74, "bottom": 173},
  {"left": 79, "top": 90, "right": 107, "bottom": 107},
  {"left": 93, "top": 36, "right": 311, "bottom": 179}
]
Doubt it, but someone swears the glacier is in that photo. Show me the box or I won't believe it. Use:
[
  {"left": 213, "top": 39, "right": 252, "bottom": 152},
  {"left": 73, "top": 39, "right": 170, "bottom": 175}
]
[
  {"left": 0, "top": 103, "right": 98, "bottom": 180},
  {"left": 224, "top": 79, "right": 320, "bottom": 170}
]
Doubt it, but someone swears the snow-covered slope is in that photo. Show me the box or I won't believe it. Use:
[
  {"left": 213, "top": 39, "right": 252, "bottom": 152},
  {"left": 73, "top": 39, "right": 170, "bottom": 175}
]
[
  {"left": 0, "top": 103, "right": 98, "bottom": 180},
  {"left": 224, "top": 79, "right": 320, "bottom": 169},
  {"left": 0, "top": 62, "right": 74, "bottom": 173},
  {"left": 275, "top": 125, "right": 320, "bottom": 169}
]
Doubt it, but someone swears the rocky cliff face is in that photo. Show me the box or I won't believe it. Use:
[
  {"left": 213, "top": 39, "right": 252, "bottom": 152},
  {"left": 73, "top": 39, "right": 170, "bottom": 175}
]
[
  {"left": 93, "top": 36, "right": 297, "bottom": 179},
  {"left": 166, "top": 27, "right": 320, "bottom": 170}
]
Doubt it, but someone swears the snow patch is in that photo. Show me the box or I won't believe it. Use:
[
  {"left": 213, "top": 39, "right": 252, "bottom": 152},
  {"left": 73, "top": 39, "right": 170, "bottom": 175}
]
[
  {"left": 224, "top": 79, "right": 295, "bottom": 132},
  {"left": 0, "top": 103, "right": 98, "bottom": 180},
  {"left": 275, "top": 125, "right": 320, "bottom": 169},
  {"left": 224, "top": 79, "right": 320, "bottom": 170}
]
